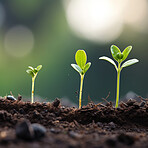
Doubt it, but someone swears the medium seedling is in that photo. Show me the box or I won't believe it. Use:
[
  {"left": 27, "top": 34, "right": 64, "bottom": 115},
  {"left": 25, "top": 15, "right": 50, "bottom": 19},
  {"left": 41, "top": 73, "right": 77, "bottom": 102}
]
[
  {"left": 26, "top": 65, "right": 42, "bottom": 103},
  {"left": 71, "top": 50, "right": 91, "bottom": 109},
  {"left": 99, "top": 45, "right": 139, "bottom": 108}
]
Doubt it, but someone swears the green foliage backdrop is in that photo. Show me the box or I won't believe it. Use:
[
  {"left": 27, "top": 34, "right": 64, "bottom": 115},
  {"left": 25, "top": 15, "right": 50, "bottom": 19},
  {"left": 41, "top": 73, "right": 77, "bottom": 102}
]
[{"left": 0, "top": 0, "right": 147, "bottom": 105}]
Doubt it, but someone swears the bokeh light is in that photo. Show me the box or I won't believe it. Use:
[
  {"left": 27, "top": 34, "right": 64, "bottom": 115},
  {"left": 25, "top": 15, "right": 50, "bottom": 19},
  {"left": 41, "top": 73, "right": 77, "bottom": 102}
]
[
  {"left": 4, "top": 25, "right": 34, "bottom": 57},
  {"left": 64, "top": 0, "right": 127, "bottom": 43},
  {"left": 124, "top": 0, "right": 148, "bottom": 33}
]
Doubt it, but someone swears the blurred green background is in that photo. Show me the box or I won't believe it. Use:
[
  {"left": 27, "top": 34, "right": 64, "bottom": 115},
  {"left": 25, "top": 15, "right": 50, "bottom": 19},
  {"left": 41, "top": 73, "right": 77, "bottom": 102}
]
[{"left": 0, "top": 0, "right": 147, "bottom": 106}]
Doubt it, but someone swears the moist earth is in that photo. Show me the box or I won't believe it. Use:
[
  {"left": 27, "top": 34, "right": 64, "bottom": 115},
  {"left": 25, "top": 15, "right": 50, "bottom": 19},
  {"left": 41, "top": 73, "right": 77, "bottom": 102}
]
[{"left": 0, "top": 97, "right": 148, "bottom": 148}]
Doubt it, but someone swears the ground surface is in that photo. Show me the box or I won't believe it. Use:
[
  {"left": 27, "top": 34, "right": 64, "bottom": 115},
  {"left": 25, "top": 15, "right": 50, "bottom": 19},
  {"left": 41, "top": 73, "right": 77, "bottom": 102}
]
[{"left": 0, "top": 97, "right": 148, "bottom": 148}]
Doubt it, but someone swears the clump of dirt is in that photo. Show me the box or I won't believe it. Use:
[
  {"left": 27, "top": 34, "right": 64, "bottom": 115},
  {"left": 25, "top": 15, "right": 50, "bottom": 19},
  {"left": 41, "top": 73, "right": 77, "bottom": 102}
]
[{"left": 0, "top": 97, "right": 148, "bottom": 148}]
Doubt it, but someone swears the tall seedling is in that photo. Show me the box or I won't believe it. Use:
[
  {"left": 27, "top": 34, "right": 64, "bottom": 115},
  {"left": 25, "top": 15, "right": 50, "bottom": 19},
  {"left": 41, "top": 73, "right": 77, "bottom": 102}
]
[
  {"left": 71, "top": 50, "right": 91, "bottom": 109},
  {"left": 99, "top": 45, "right": 139, "bottom": 108}
]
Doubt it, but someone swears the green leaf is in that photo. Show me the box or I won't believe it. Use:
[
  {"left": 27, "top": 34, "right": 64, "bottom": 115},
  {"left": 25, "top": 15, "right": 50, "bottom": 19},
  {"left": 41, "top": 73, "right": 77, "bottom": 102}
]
[
  {"left": 116, "top": 53, "right": 123, "bottom": 60},
  {"left": 99, "top": 56, "right": 117, "bottom": 70},
  {"left": 33, "top": 68, "right": 38, "bottom": 73},
  {"left": 71, "top": 64, "right": 82, "bottom": 74},
  {"left": 121, "top": 59, "right": 139, "bottom": 68},
  {"left": 28, "top": 66, "right": 34, "bottom": 71},
  {"left": 110, "top": 45, "right": 121, "bottom": 62},
  {"left": 75, "top": 50, "right": 87, "bottom": 69},
  {"left": 36, "top": 65, "right": 42, "bottom": 71},
  {"left": 84, "top": 62, "right": 91, "bottom": 73},
  {"left": 122, "top": 46, "right": 132, "bottom": 61},
  {"left": 26, "top": 69, "right": 34, "bottom": 77}
]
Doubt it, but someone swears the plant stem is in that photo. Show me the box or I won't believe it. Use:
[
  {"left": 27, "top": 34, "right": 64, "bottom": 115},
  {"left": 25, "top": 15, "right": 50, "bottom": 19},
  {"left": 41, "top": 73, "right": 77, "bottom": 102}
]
[
  {"left": 79, "top": 74, "right": 84, "bottom": 109},
  {"left": 31, "top": 77, "right": 35, "bottom": 103},
  {"left": 115, "top": 63, "right": 121, "bottom": 108}
]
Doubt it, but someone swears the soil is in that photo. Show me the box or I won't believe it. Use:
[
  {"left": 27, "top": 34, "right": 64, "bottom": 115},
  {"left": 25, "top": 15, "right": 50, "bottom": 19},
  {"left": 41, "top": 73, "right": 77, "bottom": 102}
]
[{"left": 0, "top": 97, "right": 148, "bottom": 148}]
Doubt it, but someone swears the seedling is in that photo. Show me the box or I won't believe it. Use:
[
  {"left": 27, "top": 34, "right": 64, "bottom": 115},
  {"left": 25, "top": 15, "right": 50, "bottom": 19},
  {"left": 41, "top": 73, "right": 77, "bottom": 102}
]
[
  {"left": 71, "top": 50, "right": 91, "bottom": 109},
  {"left": 26, "top": 65, "right": 42, "bottom": 103},
  {"left": 99, "top": 45, "right": 139, "bottom": 108}
]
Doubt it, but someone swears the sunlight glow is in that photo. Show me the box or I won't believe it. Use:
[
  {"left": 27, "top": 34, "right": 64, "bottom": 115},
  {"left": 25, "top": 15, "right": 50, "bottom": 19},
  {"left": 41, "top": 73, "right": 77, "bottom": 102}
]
[
  {"left": 124, "top": 0, "right": 148, "bottom": 33},
  {"left": 64, "top": 0, "right": 127, "bottom": 43},
  {"left": 4, "top": 25, "right": 34, "bottom": 57}
]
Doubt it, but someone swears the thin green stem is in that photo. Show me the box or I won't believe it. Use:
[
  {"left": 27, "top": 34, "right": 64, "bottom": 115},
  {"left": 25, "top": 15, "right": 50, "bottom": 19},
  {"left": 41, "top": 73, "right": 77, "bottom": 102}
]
[
  {"left": 31, "top": 77, "right": 35, "bottom": 103},
  {"left": 79, "top": 74, "right": 84, "bottom": 109},
  {"left": 115, "top": 63, "right": 121, "bottom": 108},
  {"left": 31, "top": 74, "right": 37, "bottom": 103}
]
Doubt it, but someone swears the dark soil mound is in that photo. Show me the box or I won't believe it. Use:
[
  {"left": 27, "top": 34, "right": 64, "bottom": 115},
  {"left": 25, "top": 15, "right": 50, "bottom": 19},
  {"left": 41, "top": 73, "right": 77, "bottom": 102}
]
[{"left": 0, "top": 97, "right": 148, "bottom": 148}]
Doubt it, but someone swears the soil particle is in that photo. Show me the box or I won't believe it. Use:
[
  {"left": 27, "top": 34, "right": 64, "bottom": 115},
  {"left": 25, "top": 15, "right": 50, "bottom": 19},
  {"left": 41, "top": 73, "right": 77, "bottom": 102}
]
[
  {"left": 16, "top": 120, "right": 46, "bottom": 141},
  {"left": 126, "top": 99, "right": 136, "bottom": 106},
  {"left": 16, "top": 120, "right": 34, "bottom": 141},
  {"left": 105, "top": 138, "right": 116, "bottom": 147},
  {"left": 0, "top": 110, "right": 12, "bottom": 123},
  {"left": 50, "top": 128, "right": 61, "bottom": 134},
  {"left": 97, "top": 122, "right": 103, "bottom": 127},
  {"left": 69, "top": 131, "right": 83, "bottom": 139},
  {"left": 17, "top": 95, "right": 22, "bottom": 101},
  {"left": 52, "top": 98, "right": 60, "bottom": 108},
  {"left": 0, "top": 130, "right": 15, "bottom": 144},
  {"left": 6, "top": 95, "right": 17, "bottom": 101},
  {"left": 19, "top": 108, "right": 25, "bottom": 114},
  {"left": 139, "top": 101, "right": 146, "bottom": 107},
  {"left": 108, "top": 122, "right": 116, "bottom": 129},
  {"left": 32, "top": 123, "right": 46, "bottom": 139},
  {"left": 133, "top": 102, "right": 140, "bottom": 109},
  {"left": 33, "top": 110, "right": 43, "bottom": 119},
  {"left": 117, "top": 133, "right": 135, "bottom": 146}
]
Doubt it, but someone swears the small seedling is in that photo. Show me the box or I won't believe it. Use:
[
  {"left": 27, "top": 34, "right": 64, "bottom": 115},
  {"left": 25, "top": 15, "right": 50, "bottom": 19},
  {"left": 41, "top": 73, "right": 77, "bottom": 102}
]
[
  {"left": 99, "top": 45, "right": 139, "bottom": 108},
  {"left": 71, "top": 50, "right": 91, "bottom": 109},
  {"left": 26, "top": 65, "right": 42, "bottom": 103}
]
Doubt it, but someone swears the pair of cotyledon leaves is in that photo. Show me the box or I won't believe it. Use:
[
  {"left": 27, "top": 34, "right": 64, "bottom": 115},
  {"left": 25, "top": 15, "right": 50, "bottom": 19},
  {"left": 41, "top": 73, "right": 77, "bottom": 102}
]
[
  {"left": 71, "top": 50, "right": 91, "bottom": 75},
  {"left": 26, "top": 65, "right": 42, "bottom": 77},
  {"left": 99, "top": 45, "right": 139, "bottom": 71},
  {"left": 71, "top": 45, "right": 139, "bottom": 75}
]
